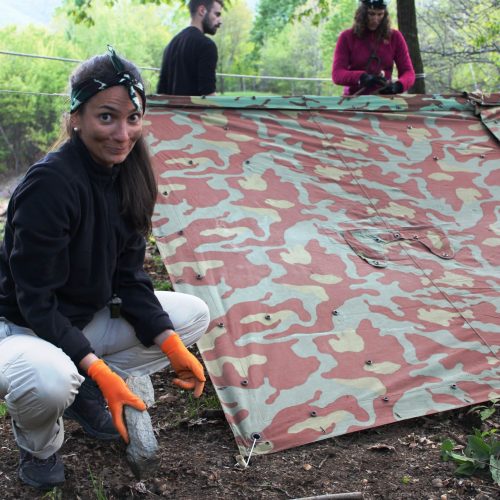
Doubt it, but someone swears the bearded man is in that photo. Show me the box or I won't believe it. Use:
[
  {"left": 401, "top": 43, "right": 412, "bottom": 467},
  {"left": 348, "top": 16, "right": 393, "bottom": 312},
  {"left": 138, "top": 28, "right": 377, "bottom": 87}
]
[{"left": 157, "top": 0, "right": 223, "bottom": 96}]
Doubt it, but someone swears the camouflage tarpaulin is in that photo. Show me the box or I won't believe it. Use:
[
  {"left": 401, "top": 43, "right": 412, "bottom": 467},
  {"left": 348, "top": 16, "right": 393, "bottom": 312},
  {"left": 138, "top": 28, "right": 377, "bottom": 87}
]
[{"left": 144, "top": 93, "right": 500, "bottom": 456}]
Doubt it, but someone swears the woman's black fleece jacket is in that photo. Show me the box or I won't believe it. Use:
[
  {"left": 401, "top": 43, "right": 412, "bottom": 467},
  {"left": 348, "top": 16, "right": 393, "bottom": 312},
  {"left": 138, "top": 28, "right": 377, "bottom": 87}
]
[{"left": 0, "top": 137, "right": 174, "bottom": 364}]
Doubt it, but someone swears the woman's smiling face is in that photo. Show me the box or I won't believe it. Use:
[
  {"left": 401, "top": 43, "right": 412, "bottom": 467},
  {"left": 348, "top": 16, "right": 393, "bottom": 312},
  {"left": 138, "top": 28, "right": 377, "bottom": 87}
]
[{"left": 72, "top": 85, "right": 143, "bottom": 168}]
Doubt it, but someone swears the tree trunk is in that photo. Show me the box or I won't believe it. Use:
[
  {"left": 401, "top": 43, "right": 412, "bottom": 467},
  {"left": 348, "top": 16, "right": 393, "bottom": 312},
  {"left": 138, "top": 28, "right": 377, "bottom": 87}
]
[{"left": 396, "top": 0, "right": 426, "bottom": 93}]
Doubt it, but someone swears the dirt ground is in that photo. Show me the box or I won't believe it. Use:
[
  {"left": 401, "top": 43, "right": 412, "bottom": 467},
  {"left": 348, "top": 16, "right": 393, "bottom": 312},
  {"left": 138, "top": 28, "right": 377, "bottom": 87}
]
[
  {"left": 1, "top": 371, "right": 499, "bottom": 500},
  {"left": 1, "top": 179, "right": 499, "bottom": 500}
]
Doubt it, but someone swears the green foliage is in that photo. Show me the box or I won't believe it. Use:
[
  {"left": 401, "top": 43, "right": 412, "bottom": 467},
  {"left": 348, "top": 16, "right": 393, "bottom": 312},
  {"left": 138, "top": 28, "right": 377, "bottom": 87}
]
[
  {"left": 0, "top": 401, "right": 8, "bottom": 418},
  {"left": 185, "top": 391, "right": 222, "bottom": 419},
  {"left": 88, "top": 466, "right": 108, "bottom": 500},
  {"left": 214, "top": 0, "right": 256, "bottom": 93},
  {"left": 64, "top": 0, "right": 95, "bottom": 26},
  {"left": 48, "top": 0, "right": 500, "bottom": 96},
  {"left": 154, "top": 278, "right": 174, "bottom": 291},
  {"left": 401, "top": 474, "right": 411, "bottom": 484},
  {"left": 258, "top": 17, "right": 330, "bottom": 95},
  {"left": 319, "top": 0, "right": 357, "bottom": 90},
  {"left": 468, "top": 398, "right": 500, "bottom": 422},
  {"left": 251, "top": 0, "right": 304, "bottom": 50},
  {"left": 63, "top": 0, "right": 234, "bottom": 26},
  {"left": 296, "top": 0, "right": 340, "bottom": 26},
  {"left": 64, "top": 0, "right": 174, "bottom": 26},
  {"left": 417, "top": 0, "right": 499, "bottom": 93},
  {"left": 57, "top": 0, "right": 178, "bottom": 93},
  {"left": 251, "top": 0, "right": 334, "bottom": 51},
  {"left": 146, "top": 236, "right": 173, "bottom": 291},
  {"left": 42, "top": 487, "right": 63, "bottom": 500},
  {"left": 249, "top": 0, "right": 359, "bottom": 95},
  {"left": 441, "top": 400, "right": 500, "bottom": 485},
  {"left": 0, "top": 0, "right": 181, "bottom": 175},
  {"left": 0, "top": 25, "right": 73, "bottom": 174},
  {"left": 441, "top": 431, "right": 500, "bottom": 482}
]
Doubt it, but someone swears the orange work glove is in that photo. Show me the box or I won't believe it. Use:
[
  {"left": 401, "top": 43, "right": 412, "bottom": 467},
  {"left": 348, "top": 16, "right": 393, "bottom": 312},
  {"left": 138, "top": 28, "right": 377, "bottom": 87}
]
[
  {"left": 160, "top": 333, "right": 206, "bottom": 398},
  {"left": 87, "top": 359, "right": 146, "bottom": 443}
]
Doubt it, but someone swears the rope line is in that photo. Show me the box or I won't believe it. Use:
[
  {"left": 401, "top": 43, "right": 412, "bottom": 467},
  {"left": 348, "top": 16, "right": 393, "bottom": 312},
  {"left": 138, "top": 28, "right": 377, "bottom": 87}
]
[
  {"left": 0, "top": 50, "right": 82, "bottom": 64},
  {"left": 245, "top": 436, "right": 258, "bottom": 467},
  {"left": 0, "top": 89, "right": 68, "bottom": 97},
  {"left": 0, "top": 50, "right": 331, "bottom": 83}
]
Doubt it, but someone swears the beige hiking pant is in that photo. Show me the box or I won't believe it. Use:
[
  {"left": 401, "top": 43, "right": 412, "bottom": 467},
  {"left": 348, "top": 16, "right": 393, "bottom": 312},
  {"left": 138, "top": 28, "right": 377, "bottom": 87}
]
[{"left": 0, "top": 291, "right": 210, "bottom": 459}]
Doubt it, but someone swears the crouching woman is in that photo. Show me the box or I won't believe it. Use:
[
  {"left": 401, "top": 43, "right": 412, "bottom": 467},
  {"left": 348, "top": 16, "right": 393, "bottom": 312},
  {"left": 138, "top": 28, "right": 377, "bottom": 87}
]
[{"left": 0, "top": 47, "right": 209, "bottom": 489}]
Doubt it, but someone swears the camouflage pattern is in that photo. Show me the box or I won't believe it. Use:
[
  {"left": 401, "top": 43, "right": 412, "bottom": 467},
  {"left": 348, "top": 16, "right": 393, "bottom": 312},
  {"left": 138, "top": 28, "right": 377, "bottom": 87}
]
[{"left": 144, "top": 93, "right": 500, "bottom": 456}]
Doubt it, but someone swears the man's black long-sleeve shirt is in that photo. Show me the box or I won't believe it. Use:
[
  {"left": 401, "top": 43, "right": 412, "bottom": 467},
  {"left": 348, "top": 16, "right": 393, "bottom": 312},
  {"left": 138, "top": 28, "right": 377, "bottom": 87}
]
[{"left": 157, "top": 26, "right": 218, "bottom": 96}]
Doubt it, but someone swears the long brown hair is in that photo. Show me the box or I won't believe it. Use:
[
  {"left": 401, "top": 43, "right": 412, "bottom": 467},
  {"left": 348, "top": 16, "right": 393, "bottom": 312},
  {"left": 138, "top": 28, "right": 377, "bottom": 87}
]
[
  {"left": 352, "top": 4, "right": 391, "bottom": 40},
  {"left": 54, "top": 53, "right": 157, "bottom": 236}
]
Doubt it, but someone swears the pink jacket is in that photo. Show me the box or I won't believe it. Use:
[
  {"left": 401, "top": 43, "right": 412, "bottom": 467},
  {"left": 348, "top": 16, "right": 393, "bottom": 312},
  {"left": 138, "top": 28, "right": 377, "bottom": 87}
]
[{"left": 332, "top": 28, "right": 415, "bottom": 95}]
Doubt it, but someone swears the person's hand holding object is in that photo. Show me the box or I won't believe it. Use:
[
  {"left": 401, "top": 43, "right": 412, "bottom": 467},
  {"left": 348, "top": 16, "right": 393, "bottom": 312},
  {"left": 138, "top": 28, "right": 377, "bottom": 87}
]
[
  {"left": 379, "top": 81, "right": 404, "bottom": 95},
  {"left": 87, "top": 359, "right": 146, "bottom": 443},
  {"left": 160, "top": 333, "right": 206, "bottom": 397},
  {"left": 359, "top": 72, "right": 387, "bottom": 89}
]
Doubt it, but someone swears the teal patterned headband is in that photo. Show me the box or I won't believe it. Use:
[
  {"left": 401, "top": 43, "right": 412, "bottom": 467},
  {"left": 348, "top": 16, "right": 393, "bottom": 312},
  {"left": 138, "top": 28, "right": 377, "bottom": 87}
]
[{"left": 70, "top": 46, "right": 146, "bottom": 114}]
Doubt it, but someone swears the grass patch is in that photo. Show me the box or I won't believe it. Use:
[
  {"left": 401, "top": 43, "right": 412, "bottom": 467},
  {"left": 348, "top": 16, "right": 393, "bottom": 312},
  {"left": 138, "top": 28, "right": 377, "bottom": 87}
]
[
  {"left": 184, "top": 392, "right": 222, "bottom": 420},
  {"left": 148, "top": 251, "right": 173, "bottom": 291},
  {"left": 0, "top": 401, "right": 7, "bottom": 418},
  {"left": 153, "top": 276, "right": 173, "bottom": 292},
  {"left": 42, "top": 487, "right": 63, "bottom": 500},
  {"left": 88, "top": 467, "right": 108, "bottom": 500},
  {"left": 146, "top": 236, "right": 173, "bottom": 291}
]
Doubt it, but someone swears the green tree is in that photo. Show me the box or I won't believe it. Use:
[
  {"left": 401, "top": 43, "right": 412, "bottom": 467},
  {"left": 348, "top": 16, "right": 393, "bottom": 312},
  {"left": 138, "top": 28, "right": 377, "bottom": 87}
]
[
  {"left": 259, "top": 17, "right": 326, "bottom": 95},
  {"left": 213, "top": 0, "right": 255, "bottom": 93},
  {"left": 320, "top": 0, "right": 358, "bottom": 92},
  {"left": 251, "top": 0, "right": 304, "bottom": 50},
  {"left": 65, "top": 0, "right": 431, "bottom": 94},
  {"left": 0, "top": 0, "right": 180, "bottom": 175},
  {"left": 417, "top": 0, "right": 499, "bottom": 93},
  {"left": 58, "top": 0, "right": 180, "bottom": 92},
  {"left": 63, "top": 0, "right": 234, "bottom": 25},
  {"left": 0, "top": 26, "right": 76, "bottom": 175}
]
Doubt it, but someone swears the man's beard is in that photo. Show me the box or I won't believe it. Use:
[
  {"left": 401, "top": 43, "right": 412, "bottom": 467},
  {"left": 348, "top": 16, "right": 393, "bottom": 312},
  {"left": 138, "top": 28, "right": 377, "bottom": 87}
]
[{"left": 202, "top": 15, "right": 218, "bottom": 35}]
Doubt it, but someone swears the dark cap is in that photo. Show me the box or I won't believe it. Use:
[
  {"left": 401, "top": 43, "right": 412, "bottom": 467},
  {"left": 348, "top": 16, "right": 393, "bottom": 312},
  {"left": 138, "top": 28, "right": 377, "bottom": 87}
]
[{"left": 361, "top": 0, "right": 389, "bottom": 8}]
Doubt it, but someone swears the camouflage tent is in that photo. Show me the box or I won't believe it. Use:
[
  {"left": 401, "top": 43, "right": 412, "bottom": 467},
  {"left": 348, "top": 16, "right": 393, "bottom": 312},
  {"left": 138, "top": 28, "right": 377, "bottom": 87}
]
[{"left": 144, "top": 93, "right": 500, "bottom": 457}]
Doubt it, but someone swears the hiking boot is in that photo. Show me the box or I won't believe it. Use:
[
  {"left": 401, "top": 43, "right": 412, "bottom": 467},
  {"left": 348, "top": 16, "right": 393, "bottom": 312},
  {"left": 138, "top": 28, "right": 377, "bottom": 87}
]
[
  {"left": 64, "top": 375, "right": 120, "bottom": 440},
  {"left": 18, "top": 448, "right": 65, "bottom": 489}
]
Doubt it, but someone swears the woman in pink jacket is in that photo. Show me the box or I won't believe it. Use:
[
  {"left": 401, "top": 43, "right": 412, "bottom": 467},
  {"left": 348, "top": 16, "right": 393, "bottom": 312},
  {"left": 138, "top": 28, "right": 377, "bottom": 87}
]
[{"left": 332, "top": 0, "right": 415, "bottom": 96}]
